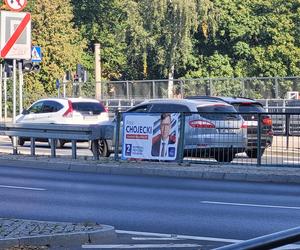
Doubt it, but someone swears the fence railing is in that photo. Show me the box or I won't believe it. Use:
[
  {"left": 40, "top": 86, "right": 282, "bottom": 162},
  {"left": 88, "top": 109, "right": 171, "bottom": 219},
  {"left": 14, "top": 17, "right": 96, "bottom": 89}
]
[
  {"left": 99, "top": 76, "right": 300, "bottom": 100},
  {"left": 113, "top": 111, "right": 300, "bottom": 167}
]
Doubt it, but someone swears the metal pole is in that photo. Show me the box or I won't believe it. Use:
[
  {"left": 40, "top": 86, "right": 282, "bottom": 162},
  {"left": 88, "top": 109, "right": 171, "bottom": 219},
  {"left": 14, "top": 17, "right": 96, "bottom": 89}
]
[
  {"left": 71, "top": 140, "right": 77, "bottom": 159},
  {"left": 275, "top": 77, "right": 279, "bottom": 99},
  {"left": 18, "top": 61, "right": 23, "bottom": 114},
  {"left": 152, "top": 81, "right": 156, "bottom": 99},
  {"left": 4, "top": 71, "right": 7, "bottom": 122},
  {"left": 12, "top": 59, "right": 17, "bottom": 154},
  {"left": 126, "top": 81, "right": 129, "bottom": 99},
  {"left": 0, "top": 64, "right": 2, "bottom": 121},
  {"left": 63, "top": 82, "right": 66, "bottom": 98},
  {"left": 114, "top": 111, "right": 121, "bottom": 161},
  {"left": 13, "top": 60, "right": 16, "bottom": 123},
  {"left": 257, "top": 113, "right": 262, "bottom": 166}
]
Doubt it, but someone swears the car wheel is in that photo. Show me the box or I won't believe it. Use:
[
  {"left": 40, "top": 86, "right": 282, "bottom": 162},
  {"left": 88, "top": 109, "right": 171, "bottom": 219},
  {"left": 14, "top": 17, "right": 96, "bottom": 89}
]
[
  {"left": 214, "top": 150, "right": 234, "bottom": 163},
  {"left": 91, "top": 139, "right": 110, "bottom": 157},
  {"left": 18, "top": 137, "right": 25, "bottom": 146},
  {"left": 246, "top": 148, "right": 265, "bottom": 158}
]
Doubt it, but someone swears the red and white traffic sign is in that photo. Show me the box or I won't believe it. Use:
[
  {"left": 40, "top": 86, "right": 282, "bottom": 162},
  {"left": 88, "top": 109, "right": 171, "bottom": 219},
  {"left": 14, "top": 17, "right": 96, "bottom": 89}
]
[
  {"left": 4, "top": 0, "right": 27, "bottom": 12},
  {"left": 0, "top": 11, "right": 31, "bottom": 59}
]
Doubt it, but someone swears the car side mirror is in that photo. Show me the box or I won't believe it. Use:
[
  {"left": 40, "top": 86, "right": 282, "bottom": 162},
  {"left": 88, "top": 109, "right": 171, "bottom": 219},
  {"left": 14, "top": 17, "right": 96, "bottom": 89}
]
[{"left": 22, "top": 109, "right": 29, "bottom": 115}]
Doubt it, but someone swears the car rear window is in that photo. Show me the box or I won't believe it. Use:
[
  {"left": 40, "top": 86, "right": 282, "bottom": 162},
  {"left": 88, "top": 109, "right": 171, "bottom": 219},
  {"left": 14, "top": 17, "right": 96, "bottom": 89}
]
[
  {"left": 234, "top": 103, "right": 265, "bottom": 113},
  {"left": 197, "top": 105, "right": 241, "bottom": 120},
  {"left": 72, "top": 102, "right": 105, "bottom": 115}
]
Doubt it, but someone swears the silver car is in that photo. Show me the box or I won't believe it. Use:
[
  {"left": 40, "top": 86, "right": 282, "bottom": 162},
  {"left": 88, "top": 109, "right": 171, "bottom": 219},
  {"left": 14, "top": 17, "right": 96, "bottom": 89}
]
[{"left": 125, "top": 99, "right": 247, "bottom": 162}]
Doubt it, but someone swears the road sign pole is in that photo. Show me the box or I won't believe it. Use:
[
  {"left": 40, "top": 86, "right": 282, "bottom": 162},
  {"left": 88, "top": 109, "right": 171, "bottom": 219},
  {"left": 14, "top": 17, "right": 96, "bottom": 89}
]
[
  {"left": 18, "top": 61, "right": 23, "bottom": 114},
  {"left": 0, "top": 64, "right": 2, "bottom": 121},
  {"left": 4, "top": 71, "right": 7, "bottom": 121},
  {"left": 12, "top": 59, "right": 17, "bottom": 154},
  {"left": 13, "top": 59, "right": 16, "bottom": 123}
]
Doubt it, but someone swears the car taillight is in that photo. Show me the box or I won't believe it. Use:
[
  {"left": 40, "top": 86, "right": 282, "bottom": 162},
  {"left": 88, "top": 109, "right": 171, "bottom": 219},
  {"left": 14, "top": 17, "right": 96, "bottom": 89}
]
[
  {"left": 241, "top": 122, "right": 247, "bottom": 129},
  {"left": 262, "top": 117, "right": 272, "bottom": 126},
  {"left": 189, "top": 120, "right": 215, "bottom": 128},
  {"left": 63, "top": 100, "right": 73, "bottom": 117},
  {"left": 99, "top": 101, "right": 108, "bottom": 112}
]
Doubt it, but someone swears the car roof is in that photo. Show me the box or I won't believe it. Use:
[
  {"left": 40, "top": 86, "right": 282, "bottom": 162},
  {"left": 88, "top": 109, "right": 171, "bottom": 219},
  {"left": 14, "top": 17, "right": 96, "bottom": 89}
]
[
  {"left": 32, "top": 97, "right": 100, "bottom": 103},
  {"left": 138, "top": 98, "right": 232, "bottom": 107},
  {"left": 185, "top": 96, "right": 263, "bottom": 106}
]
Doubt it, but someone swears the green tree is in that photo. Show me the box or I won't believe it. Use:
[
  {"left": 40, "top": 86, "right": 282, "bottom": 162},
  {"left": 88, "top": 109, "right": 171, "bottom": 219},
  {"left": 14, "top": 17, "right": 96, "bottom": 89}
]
[
  {"left": 125, "top": 0, "right": 199, "bottom": 80},
  {"left": 23, "top": 0, "right": 86, "bottom": 106},
  {"left": 72, "top": 0, "right": 127, "bottom": 81}
]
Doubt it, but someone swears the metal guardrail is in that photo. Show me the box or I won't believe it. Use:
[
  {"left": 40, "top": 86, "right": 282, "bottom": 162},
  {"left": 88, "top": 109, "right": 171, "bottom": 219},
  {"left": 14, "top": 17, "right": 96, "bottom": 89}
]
[
  {"left": 215, "top": 226, "right": 300, "bottom": 250},
  {"left": 0, "top": 122, "right": 114, "bottom": 159}
]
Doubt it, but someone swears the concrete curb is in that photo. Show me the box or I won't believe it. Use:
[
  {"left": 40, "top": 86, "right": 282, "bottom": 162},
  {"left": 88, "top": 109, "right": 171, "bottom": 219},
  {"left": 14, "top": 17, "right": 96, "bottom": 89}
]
[
  {"left": 0, "top": 223, "right": 116, "bottom": 248},
  {"left": 0, "top": 155, "right": 300, "bottom": 184}
]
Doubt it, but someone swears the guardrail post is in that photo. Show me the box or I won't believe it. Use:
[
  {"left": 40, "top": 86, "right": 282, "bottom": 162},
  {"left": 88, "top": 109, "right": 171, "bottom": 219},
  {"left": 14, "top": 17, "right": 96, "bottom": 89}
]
[
  {"left": 114, "top": 111, "right": 121, "bottom": 161},
  {"left": 177, "top": 112, "right": 186, "bottom": 163},
  {"left": 257, "top": 113, "right": 262, "bottom": 166},
  {"left": 91, "top": 140, "right": 100, "bottom": 160},
  {"left": 50, "top": 139, "right": 56, "bottom": 158},
  {"left": 72, "top": 140, "right": 77, "bottom": 159},
  {"left": 12, "top": 137, "right": 18, "bottom": 155},
  {"left": 30, "top": 138, "right": 35, "bottom": 156}
]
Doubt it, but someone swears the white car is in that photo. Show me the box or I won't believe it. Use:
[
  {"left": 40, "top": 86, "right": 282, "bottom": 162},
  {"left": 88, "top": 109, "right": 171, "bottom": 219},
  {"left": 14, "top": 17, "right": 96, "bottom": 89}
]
[{"left": 14, "top": 97, "right": 111, "bottom": 156}]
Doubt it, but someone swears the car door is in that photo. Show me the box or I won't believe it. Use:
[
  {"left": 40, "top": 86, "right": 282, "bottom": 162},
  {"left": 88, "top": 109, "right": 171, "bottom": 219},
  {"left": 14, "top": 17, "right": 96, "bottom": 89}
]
[
  {"left": 41, "top": 101, "right": 64, "bottom": 123},
  {"left": 19, "top": 101, "right": 44, "bottom": 123}
]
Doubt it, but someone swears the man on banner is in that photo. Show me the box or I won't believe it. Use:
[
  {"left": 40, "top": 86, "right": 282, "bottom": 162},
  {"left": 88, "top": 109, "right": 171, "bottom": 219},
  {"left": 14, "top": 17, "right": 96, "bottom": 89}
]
[{"left": 151, "top": 113, "right": 176, "bottom": 158}]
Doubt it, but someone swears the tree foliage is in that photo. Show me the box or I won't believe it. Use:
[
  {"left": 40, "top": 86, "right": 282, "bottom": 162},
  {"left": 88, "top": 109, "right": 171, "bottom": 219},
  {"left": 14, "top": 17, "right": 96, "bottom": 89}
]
[{"left": 0, "top": 0, "right": 300, "bottom": 104}]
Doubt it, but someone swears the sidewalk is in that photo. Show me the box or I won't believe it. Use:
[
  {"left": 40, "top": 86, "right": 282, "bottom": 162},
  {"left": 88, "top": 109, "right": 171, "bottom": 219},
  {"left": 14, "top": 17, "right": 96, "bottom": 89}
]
[{"left": 0, "top": 218, "right": 115, "bottom": 249}]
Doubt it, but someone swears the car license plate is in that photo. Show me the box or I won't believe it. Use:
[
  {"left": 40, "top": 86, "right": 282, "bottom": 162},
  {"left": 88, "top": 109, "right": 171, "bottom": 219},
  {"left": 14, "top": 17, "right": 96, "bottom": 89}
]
[
  {"left": 218, "top": 128, "right": 238, "bottom": 134},
  {"left": 83, "top": 116, "right": 98, "bottom": 120}
]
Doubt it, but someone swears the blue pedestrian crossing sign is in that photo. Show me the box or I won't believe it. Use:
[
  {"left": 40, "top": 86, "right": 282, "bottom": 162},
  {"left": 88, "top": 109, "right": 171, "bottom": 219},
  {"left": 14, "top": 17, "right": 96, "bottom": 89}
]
[{"left": 31, "top": 46, "right": 42, "bottom": 62}]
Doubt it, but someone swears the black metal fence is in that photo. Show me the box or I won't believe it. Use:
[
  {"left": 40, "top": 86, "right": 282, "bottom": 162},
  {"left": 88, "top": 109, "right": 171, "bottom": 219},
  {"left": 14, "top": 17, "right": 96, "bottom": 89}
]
[{"left": 115, "top": 111, "right": 300, "bottom": 167}]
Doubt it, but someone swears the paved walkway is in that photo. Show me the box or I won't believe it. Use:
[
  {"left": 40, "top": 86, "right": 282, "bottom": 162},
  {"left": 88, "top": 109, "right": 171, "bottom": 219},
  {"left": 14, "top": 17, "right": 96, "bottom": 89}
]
[{"left": 0, "top": 218, "right": 115, "bottom": 249}]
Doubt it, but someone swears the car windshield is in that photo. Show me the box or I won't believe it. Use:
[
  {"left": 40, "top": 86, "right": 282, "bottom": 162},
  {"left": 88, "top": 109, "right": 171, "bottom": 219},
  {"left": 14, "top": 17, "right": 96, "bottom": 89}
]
[
  {"left": 72, "top": 102, "right": 105, "bottom": 115},
  {"left": 197, "top": 105, "right": 241, "bottom": 120}
]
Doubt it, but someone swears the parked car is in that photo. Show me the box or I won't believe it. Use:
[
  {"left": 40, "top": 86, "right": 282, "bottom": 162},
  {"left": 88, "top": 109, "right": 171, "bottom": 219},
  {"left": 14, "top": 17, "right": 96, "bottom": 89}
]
[
  {"left": 120, "top": 99, "right": 247, "bottom": 162},
  {"left": 185, "top": 96, "right": 273, "bottom": 158},
  {"left": 13, "top": 97, "right": 111, "bottom": 156}
]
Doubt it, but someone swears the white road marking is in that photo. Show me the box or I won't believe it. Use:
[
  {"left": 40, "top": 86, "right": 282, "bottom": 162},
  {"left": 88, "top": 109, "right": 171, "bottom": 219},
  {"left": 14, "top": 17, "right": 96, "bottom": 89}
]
[
  {"left": 116, "top": 230, "right": 240, "bottom": 243},
  {"left": 201, "top": 201, "right": 300, "bottom": 210},
  {"left": 82, "top": 243, "right": 200, "bottom": 249},
  {"left": 0, "top": 185, "right": 46, "bottom": 191},
  {"left": 131, "top": 237, "right": 181, "bottom": 241},
  {"left": 116, "top": 230, "right": 300, "bottom": 250}
]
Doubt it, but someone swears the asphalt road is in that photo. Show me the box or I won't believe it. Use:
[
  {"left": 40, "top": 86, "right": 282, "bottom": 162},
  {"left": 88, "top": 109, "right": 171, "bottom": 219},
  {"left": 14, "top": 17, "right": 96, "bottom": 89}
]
[{"left": 0, "top": 164, "right": 300, "bottom": 248}]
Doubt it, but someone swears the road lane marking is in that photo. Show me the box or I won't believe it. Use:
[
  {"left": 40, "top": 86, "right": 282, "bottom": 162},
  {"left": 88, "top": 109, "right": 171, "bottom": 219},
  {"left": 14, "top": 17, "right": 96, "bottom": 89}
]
[
  {"left": 82, "top": 244, "right": 201, "bottom": 249},
  {"left": 115, "top": 230, "right": 300, "bottom": 249},
  {"left": 201, "top": 201, "right": 300, "bottom": 210},
  {"left": 0, "top": 185, "right": 46, "bottom": 191},
  {"left": 131, "top": 237, "right": 181, "bottom": 241},
  {"left": 116, "top": 230, "right": 240, "bottom": 243}
]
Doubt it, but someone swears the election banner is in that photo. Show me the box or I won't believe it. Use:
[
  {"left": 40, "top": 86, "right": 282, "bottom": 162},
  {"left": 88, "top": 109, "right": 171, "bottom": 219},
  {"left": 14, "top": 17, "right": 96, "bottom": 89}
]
[{"left": 122, "top": 113, "right": 180, "bottom": 161}]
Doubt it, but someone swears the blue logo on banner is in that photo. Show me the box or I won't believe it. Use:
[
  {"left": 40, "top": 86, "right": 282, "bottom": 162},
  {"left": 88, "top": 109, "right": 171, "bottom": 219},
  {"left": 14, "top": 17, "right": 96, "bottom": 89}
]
[{"left": 125, "top": 144, "right": 132, "bottom": 156}]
